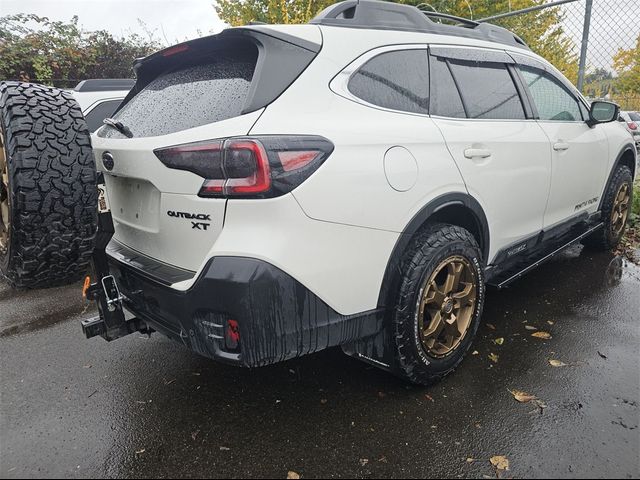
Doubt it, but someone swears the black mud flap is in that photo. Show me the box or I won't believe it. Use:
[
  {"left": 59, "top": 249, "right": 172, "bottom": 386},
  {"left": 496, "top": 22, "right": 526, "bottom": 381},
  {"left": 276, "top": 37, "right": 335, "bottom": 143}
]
[{"left": 81, "top": 179, "right": 153, "bottom": 341}]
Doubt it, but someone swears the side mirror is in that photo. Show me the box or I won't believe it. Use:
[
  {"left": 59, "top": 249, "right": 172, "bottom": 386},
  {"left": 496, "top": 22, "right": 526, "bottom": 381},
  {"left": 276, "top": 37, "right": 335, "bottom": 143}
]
[{"left": 587, "top": 101, "right": 619, "bottom": 127}]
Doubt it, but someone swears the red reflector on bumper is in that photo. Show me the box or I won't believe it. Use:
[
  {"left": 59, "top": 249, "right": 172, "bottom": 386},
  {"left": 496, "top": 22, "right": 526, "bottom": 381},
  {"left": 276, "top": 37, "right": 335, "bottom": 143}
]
[{"left": 225, "top": 319, "right": 240, "bottom": 351}]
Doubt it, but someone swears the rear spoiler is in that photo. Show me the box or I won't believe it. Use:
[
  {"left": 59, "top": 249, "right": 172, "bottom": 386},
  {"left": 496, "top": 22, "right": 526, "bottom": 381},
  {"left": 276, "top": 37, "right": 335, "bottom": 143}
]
[{"left": 116, "top": 27, "right": 322, "bottom": 117}]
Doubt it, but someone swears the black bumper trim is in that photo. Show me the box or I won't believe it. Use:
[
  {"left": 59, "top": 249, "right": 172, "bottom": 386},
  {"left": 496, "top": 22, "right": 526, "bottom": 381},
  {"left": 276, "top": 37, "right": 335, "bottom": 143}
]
[
  {"left": 106, "top": 240, "right": 195, "bottom": 286},
  {"left": 107, "top": 254, "right": 385, "bottom": 367}
]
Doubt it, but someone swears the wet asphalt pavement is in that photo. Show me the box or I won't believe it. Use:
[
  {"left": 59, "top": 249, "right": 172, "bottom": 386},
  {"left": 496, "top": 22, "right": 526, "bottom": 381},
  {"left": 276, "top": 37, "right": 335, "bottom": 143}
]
[{"left": 1, "top": 245, "right": 639, "bottom": 479}]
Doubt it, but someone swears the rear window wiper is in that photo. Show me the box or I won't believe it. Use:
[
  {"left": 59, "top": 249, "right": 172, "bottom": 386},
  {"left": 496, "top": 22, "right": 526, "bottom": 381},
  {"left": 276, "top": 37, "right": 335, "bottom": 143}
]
[{"left": 103, "top": 118, "right": 133, "bottom": 138}]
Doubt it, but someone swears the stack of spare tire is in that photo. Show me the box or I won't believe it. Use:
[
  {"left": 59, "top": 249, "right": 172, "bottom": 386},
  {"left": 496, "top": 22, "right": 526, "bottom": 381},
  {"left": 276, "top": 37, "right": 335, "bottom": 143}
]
[{"left": 0, "top": 82, "right": 98, "bottom": 288}]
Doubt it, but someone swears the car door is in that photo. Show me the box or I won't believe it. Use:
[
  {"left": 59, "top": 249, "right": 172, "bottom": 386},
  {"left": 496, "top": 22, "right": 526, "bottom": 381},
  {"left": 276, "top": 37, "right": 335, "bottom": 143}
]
[
  {"left": 515, "top": 59, "right": 609, "bottom": 229},
  {"left": 429, "top": 47, "right": 552, "bottom": 262}
]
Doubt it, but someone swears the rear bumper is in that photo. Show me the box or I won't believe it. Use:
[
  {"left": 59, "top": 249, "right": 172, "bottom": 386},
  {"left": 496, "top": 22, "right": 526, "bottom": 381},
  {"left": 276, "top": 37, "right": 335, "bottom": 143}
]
[{"left": 107, "top": 248, "right": 384, "bottom": 367}]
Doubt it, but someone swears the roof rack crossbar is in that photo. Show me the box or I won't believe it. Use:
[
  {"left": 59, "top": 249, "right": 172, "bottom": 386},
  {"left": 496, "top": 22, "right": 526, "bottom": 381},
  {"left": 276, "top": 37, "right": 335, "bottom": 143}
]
[{"left": 419, "top": 11, "right": 479, "bottom": 28}]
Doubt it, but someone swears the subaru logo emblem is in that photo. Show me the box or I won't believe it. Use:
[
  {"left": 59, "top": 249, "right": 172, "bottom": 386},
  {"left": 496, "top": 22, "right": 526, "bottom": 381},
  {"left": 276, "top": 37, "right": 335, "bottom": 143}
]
[{"left": 102, "top": 152, "right": 114, "bottom": 171}]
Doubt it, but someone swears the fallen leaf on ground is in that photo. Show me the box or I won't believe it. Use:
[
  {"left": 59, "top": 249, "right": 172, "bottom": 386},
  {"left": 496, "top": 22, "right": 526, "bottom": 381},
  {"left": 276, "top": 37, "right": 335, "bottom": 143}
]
[
  {"left": 472, "top": 350, "right": 479, "bottom": 355},
  {"left": 220, "top": 446, "right": 230, "bottom": 451},
  {"left": 490, "top": 455, "right": 510, "bottom": 471},
  {"left": 424, "top": 394, "right": 435, "bottom": 402},
  {"left": 320, "top": 399, "right": 328, "bottom": 405},
  {"left": 494, "top": 338, "right": 504, "bottom": 345},
  {"left": 488, "top": 353, "right": 499, "bottom": 364},
  {"left": 287, "top": 471, "right": 300, "bottom": 479},
  {"left": 359, "top": 458, "right": 369, "bottom": 466},
  {"left": 486, "top": 323, "right": 496, "bottom": 330},
  {"left": 597, "top": 351, "right": 607, "bottom": 359},
  {"left": 466, "top": 457, "right": 475, "bottom": 463},
  {"left": 135, "top": 448, "right": 145, "bottom": 455},
  {"left": 509, "top": 389, "right": 536, "bottom": 403},
  {"left": 191, "top": 430, "right": 199, "bottom": 441},
  {"left": 531, "top": 331, "right": 552, "bottom": 339},
  {"left": 378, "top": 456, "right": 388, "bottom": 463},
  {"left": 548, "top": 359, "right": 568, "bottom": 367},
  {"left": 524, "top": 325, "right": 538, "bottom": 331},
  {"left": 547, "top": 321, "right": 555, "bottom": 325}
]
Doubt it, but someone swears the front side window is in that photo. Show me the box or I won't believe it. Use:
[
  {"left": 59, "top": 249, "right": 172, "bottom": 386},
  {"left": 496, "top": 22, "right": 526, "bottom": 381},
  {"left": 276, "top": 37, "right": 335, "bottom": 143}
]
[
  {"left": 519, "top": 66, "right": 583, "bottom": 122},
  {"left": 446, "top": 59, "right": 526, "bottom": 120},
  {"left": 348, "top": 49, "right": 430, "bottom": 115}
]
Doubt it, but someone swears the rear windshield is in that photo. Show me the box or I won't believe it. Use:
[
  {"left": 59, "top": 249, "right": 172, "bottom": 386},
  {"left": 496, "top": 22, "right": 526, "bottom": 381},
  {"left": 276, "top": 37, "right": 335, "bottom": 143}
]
[{"left": 102, "top": 51, "right": 257, "bottom": 138}]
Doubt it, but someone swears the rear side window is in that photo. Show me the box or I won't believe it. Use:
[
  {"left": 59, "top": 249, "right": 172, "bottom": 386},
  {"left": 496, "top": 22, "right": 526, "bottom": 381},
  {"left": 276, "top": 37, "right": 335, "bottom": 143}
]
[
  {"left": 104, "top": 53, "right": 257, "bottom": 138},
  {"left": 84, "top": 99, "right": 122, "bottom": 132},
  {"left": 348, "top": 50, "right": 429, "bottom": 114},
  {"left": 519, "top": 66, "right": 583, "bottom": 121},
  {"left": 628, "top": 112, "right": 640, "bottom": 122},
  {"left": 429, "top": 56, "right": 466, "bottom": 118},
  {"left": 446, "top": 59, "right": 525, "bottom": 120}
]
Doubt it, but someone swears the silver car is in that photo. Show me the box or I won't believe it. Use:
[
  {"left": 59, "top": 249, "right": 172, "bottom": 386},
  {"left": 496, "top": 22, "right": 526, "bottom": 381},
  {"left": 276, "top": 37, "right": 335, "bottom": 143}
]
[{"left": 619, "top": 111, "right": 640, "bottom": 150}]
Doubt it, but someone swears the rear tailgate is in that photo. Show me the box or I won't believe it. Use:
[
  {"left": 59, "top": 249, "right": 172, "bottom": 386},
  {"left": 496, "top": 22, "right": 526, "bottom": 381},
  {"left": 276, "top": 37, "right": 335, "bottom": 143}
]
[
  {"left": 93, "top": 112, "right": 264, "bottom": 272},
  {"left": 92, "top": 26, "right": 322, "bottom": 275}
]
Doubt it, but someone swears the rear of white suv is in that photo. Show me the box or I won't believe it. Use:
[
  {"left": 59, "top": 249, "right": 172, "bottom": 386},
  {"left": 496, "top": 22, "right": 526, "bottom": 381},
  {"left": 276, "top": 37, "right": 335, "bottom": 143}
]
[{"left": 84, "top": 0, "right": 636, "bottom": 384}]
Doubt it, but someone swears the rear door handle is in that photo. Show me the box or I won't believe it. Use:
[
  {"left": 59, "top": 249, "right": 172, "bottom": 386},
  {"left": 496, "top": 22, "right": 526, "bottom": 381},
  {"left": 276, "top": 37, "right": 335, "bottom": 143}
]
[
  {"left": 553, "top": 142, "right": 570, "bottom": 151},
  {"left": 464, "top": 148, "right": 492, "bottom": 159}
]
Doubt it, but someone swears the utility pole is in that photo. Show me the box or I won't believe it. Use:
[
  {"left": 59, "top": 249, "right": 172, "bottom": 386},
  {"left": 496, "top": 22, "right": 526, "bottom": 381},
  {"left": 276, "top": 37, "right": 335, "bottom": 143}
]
[{"left": 577, "top": 0, "right": 593, "bottom": 92}]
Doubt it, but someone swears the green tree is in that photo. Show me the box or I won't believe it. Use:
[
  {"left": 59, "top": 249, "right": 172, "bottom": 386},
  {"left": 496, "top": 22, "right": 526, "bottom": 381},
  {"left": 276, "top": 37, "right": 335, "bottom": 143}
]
[
  {"left": 0, "top": 14, "right": 161, "bottom": 87},
  {"left": 214, "top": 0, "right": 578, "bottom": 83},
  {"left": 611, "top": 35, "right": 640, "bottom": 110},
  {"left": 613, "top": 35, "right": 640, "bottom": 96},
  {"left": 215, "top": 0, "right": 335, "bottom": 26}
]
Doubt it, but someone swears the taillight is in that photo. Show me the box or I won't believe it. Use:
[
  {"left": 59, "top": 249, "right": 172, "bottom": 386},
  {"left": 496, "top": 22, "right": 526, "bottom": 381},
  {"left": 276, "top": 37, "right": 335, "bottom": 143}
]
[
  {"left": 628, "top": 122, "right": 638, "bottom": 131},
  {"left": 154, "top": 136, "right": 334, "bottom": 198}
]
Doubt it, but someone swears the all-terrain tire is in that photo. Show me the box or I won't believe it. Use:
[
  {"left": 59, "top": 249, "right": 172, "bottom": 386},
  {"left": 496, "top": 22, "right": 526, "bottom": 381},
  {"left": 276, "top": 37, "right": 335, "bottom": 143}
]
[
  {"left": 0, "top": 82, "right": 97, "bottom": 288},
  {"left": 583, "top": 165, "right": 634, "bottom": 251},
  {"left": 393, "top": 223, "right": 485, "bottom": 386}
]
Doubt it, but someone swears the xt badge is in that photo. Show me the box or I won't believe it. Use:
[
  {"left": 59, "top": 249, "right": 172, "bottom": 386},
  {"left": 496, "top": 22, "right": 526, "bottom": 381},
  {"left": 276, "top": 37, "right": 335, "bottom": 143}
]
[{"left": 167, "top": 210, "right": 212, "bottom": 231}]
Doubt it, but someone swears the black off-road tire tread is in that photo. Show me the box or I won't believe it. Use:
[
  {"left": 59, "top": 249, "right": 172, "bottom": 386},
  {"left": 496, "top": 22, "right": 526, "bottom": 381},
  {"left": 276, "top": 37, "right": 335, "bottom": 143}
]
[
  {"left": 393, "top": 223, "right": 485, "bottom": 386},
  {"left": 583, "top": 166, "right": 633, "bottom": 251},
  {"left": 0, "top": 82, "right": 97, "bottom": 288}
]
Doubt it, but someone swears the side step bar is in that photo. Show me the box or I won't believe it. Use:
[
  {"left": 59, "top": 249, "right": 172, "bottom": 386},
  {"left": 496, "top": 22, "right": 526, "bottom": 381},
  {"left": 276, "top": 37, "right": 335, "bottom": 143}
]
[{"left": 487, "top": 222, "right": 604, "bottom": 289}]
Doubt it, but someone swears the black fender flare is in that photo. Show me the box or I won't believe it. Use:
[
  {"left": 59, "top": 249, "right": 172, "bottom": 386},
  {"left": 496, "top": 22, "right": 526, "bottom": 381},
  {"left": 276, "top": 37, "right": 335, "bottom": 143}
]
[
  {"left": 377, "top": 192, "right": 490, "bottom": 308},
  {"left": 598, "top": 143, "right": 637, "bottom": 211}
]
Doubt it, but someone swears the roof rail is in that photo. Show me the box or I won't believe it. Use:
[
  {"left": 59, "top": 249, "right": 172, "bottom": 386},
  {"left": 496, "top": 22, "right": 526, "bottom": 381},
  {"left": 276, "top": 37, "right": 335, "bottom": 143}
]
[
  {"left": 310, "top": 0, "right": 530, "bottom": 50},
  {"left": 74, "top": 79, "right": 135, "bottom": 92}
]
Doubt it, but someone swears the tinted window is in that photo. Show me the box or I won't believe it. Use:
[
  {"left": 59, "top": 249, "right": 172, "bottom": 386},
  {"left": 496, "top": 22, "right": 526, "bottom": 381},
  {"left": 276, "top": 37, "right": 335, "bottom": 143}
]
[
  {"left": 348, "top": 50, "right": 429, "bottom": 114},
  {"left": 520, "top": 66, "right": 583, "bottom": 121},
  {"left": 104, "top": 52, "right": 257, "bottom": 138},
  {"left": 84, "top": 100, "right": 122, "bottom": 132},
  {"left": 429, "top": 56, "right": 466, "bottom": 118},
  {"left": 447, "top": 60, "right": 525, "bottom": 120},
  {"left": 629, "top": 112, "right": 640, "bottom": 122}
]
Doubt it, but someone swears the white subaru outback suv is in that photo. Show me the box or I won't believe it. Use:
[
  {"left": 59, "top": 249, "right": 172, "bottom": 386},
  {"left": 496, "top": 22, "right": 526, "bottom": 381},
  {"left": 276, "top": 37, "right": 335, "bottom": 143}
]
[{"left": 0, "top": 1, "right": 635, "bottom": 385}]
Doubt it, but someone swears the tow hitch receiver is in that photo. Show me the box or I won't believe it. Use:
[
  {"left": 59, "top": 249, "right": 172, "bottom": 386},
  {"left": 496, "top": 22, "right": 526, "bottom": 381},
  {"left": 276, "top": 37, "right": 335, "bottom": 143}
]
[
  {"left": 81, "top": 178, "right": 153, "bottom": 342},
  {"left": 81, "top": 314, "right": 151, "bottom": 341}
]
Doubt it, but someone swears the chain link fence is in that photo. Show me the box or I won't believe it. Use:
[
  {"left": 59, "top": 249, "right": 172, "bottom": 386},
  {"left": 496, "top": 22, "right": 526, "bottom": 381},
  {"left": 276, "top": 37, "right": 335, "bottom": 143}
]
[{"left": 476, "top": 0, "right": 640, "bottom": 112}]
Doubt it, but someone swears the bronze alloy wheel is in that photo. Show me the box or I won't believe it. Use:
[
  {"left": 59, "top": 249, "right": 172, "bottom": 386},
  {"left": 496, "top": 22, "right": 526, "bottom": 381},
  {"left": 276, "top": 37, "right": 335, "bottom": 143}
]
[
  {"left": 611, "top": 182, "right": 631, "bottom": 237},
  {"left": 0, "top": 128, "right": 9, "bottom": 257},
  {"left": 418, "top": 255, "right": 478, "bottom": 358}
]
